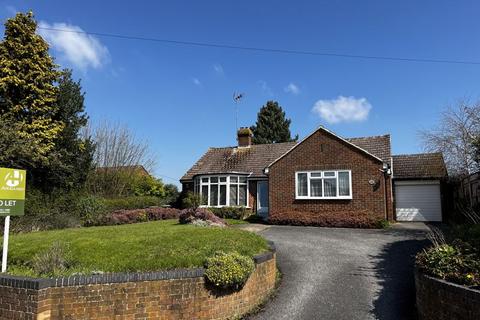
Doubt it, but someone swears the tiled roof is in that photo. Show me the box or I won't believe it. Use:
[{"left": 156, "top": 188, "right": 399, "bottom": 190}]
[
  {"left": 181, "top": 142, "right": 297, "bottom": 181},
  {"left": 392, "top": 153, "right": 447, "bottom": 179},
  {"left": 345, "top": 135, "right": 391, "bottom": 162}
]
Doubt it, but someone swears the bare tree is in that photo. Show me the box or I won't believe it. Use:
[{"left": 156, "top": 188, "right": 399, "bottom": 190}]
[
  {"left": 419, "top": 99, "right": 480, "bottom": 175},
  {"left": 84, "top": 122, "right": 157, "bottom": 196}
]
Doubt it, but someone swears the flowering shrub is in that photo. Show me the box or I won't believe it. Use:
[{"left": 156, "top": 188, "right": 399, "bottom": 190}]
[
  {"left": 416, "top": 241, "right": 480, "bottom": 287},
  {"left": 179, "top": 208, "right": 226, "bottom": 227},
  {"left": 269, "top": 210, "right": 384, "bottom": 228},
  {"left": 204, "top": 251, "right": 255, "bottom": 289},
  {"left": 105, "top": 207, "right": 181, "bottom": 225}
]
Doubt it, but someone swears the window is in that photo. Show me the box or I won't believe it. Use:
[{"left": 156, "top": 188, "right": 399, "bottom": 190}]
[
  {"left": 194, "top": 175, "right": 249, "bottom": 207},
  {"left": 295, "top": 170, "right": 352, "bottom": 199}
]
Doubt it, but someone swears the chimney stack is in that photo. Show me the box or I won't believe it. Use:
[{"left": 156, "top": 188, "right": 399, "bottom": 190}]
[{"left": 237, "top": 127, "right": 253, "bottom": 147}]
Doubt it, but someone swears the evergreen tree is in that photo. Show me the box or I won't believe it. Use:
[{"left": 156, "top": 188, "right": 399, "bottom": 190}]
[
  {"left": 0, "top": 12, "right": 63, "bottom": 165},
  {"left": 250, "top": 101, "right": 298, "bottom": 144},
  {"left": 43, "top": 69, "right": 94, "bottom": 190}
]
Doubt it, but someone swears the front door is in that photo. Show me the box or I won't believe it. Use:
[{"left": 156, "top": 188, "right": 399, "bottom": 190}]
[{"left": 257, "top": 180, "right": 269, "bottom": 218}]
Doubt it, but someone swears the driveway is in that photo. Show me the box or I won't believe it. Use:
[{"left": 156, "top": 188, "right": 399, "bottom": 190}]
[{"left": 249, "top": 224, "right": 429, "bottom": 320}]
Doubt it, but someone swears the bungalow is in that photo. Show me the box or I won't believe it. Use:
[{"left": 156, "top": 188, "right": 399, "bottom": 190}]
[{"left": 180, "top": 126, "right": 447, "bottom": 223}]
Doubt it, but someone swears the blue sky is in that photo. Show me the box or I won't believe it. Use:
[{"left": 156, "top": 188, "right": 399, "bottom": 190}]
[{"left": 1, "top": 1, "right": 479, "bottom": 185}]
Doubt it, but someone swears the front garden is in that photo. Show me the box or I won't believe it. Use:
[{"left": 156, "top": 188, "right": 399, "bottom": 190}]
[{"left": 4, "top": 219, "right": 268, "bottom": 278}]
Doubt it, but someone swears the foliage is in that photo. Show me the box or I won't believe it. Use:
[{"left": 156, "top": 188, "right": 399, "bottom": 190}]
[
  {"left": 32, "top": 241, "right": 74, "bottom": 277},
  {"left": 12, "top": 188, "right": 83, "bottom": 232},
  {"left": 43, "top": 69, "right": 94, "bottom": 191},
  {"left": 86, "top": 122, "right": 156, "bottom": 196},
  {"left": 268, "top": 210, "right": 385, "bottom": 228},
  {"left": 420, "top": 99, "right": 480, "bottom": 175},
  {"left": 101, "top": 196, "right": 166, "bottom": 212},
  {"left": 104, "top": 207, "right": 181, "bottom": 225},
  {"left": 181, "top": 191, "right": 201, "bottom": 209},
  {"left": 250, "top": 101, "right": 298, "bottom": 144},
  {"left": 179, "top": 207, "right": 225, "bottom": 226},
  {"left": 75, "top": 195, "right": 106, "bottom": 226},
  {"left": 0, "top": 116, "right": 36, "bottom": 170},
  {"left": 163, "top": 183, "right": 180, "bottom": 206},
  {"left": 416, "top": 242, "right": 480, "bottom": 286},
  {"left": 132, "top": 175, "right": 165, "bottom": 197},
  {"left": 204, "top": 251, "right": 255, "bottom": 289},
  {"left": 209, "top": 207, "right": 253, "bottom": 220},
  {"left": 0, "top": 12, "right": 63, "bottom": 166},
  {"left": 376, "top": 219, "right": 391, "bottom": 229},
  {"left": 7, "top": 220, "right": 268, "bottom": 277}
]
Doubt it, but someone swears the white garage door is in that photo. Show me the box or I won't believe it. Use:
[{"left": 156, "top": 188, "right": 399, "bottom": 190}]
[{"left": 395, "top": 180, "right": 442, "bottom": 222}]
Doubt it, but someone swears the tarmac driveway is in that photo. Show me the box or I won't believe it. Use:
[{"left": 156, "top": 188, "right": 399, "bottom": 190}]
[{"left": 249, "top": 224, "right": 429, "bottom": 320}]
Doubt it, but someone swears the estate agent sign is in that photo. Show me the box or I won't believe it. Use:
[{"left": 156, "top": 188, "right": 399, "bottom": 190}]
[
  {"left": 0, "top": 168, "right": 26, "bottom": 216},
  {"left": 1, "top": 168, "right": 26, "bottom": 273}
]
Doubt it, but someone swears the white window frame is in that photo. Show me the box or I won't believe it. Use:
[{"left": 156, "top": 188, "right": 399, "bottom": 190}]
[
  {"left": 195, "top": 175, "right": 249, "bottom": 208},
  {"left": 295, "top": 170, "right": 352, "bottom": 200}
]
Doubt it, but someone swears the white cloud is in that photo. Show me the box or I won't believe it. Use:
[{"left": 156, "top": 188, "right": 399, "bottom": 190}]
[
  {"left": 258, "top": 80, "right": 273, "bottom": 96},
  {"left": 312, "top": 96, "right": 372, "bottom": 124},
  {"left": 192, "top": 77, "right": 202, "bottom": 86},
  {"left": 284, "top": 82, "right": 300, "bottom": 95},
  {"left": 213, "top": 63, "right": 224, "bottom": 75},
  {"left": 38, "top": 21, "right": 109, "bottom": 70}
]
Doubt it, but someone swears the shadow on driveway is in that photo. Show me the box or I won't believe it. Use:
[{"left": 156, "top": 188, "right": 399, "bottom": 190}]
[{"left": 367, "top": 231, "right": 430, "bottom": 320}]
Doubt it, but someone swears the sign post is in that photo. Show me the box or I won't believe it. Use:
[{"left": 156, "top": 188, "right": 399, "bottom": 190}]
[{"left": 0, "top": 168, "right": 26, "bottom": 273}]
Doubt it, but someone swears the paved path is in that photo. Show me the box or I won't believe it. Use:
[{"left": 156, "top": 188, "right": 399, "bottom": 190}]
[{"left": 249, "top": 224, "right": 430, "bottom": 320}]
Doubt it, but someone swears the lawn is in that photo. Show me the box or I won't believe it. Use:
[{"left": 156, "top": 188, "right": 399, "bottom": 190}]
[{"left": 4, "top": 219, "right": 268, "bottom": 277}]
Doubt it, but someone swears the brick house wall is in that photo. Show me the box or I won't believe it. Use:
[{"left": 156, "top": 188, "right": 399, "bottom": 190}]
[{"left": 269, "top": 129, "right": 393, "bottom": 221}]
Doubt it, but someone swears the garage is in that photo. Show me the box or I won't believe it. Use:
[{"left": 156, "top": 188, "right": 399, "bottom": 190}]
[{"left": 395, "top": 180, "right": 442, "bottom": 222}]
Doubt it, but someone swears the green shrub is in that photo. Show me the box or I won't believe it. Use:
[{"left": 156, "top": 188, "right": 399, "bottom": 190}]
[
  {"left": 416, "top": 243, "right": 480, "bottom": 286},
  {"left": 76, "top": 195, "right": 106, "bottom": 226},
  {"left": 102, "top": 196, "right": 165, "bottom": 212},
  {"left": 209, "top": 207, "right": 253, "bottom": 220},
  {"left": 181, "top": 192, "right": 201, "bottom": 209},
  {"left": 375, "top": 219, "right": 390, "bottom": 229},
  {"left": 32, "top": 241, "right": 74, "bottom": 277},
  {"left": 204, "top": 251, "right": 255, "bottom": 289}
]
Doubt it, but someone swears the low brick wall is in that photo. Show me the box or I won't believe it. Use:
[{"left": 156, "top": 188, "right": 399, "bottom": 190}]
[
  {"left": 0, "top": 246, "right": 276, "bottom": 320},
  {"left": 415, "top": 269, "right": 480, "bottom": 320}
]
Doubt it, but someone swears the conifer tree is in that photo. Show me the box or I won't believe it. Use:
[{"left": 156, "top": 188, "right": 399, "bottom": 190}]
[
  {"left": 0, "top": 11, "right": 62, "bottom": 165},
  {"left": 250, "top": 101, "right": 298, "bottom": 144}
]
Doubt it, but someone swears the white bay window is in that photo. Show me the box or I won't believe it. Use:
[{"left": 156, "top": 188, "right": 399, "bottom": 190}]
[
  {"left": 296, "top": 170, "right": 352, "bottom": 199},
  {"left": 195, "top": 175, "right": 248, "bottom": 207}
]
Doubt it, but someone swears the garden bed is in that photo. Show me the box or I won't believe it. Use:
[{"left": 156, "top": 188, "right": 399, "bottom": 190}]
[{"left": 3, "top": 219, "right": 268, "bottom": 277}]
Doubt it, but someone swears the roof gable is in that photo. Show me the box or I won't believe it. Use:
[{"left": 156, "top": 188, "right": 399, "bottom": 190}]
[{"left": 267, "top": 127, "right": 388, "bottom": 168}]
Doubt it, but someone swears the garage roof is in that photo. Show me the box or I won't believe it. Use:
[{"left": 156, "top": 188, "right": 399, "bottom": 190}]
[{"left": 393, "top": 153, "right": 447, "bottom": 179}]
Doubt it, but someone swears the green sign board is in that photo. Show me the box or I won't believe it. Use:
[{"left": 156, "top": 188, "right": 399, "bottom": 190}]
[{"left": 0, "top": 168, "right": 26, "bottom": 216}]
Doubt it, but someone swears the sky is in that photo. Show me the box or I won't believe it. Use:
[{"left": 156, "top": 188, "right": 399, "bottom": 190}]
[{"left": 1, "top": 1, "right": 479, "bottom": 186}]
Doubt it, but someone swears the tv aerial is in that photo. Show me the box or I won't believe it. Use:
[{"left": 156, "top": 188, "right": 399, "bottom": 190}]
[{"left": 233, "top": 92, "right": 244, "bottom": 132}]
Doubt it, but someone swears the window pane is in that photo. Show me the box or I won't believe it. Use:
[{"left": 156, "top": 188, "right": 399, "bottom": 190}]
[
  {"left": 338, "top": 172, "right": 350, "bottom": 196},
  {"left": 311, "top": 172, "right": 322, "bottom": 177},
  {"left": 219, "top": 185, "right": 227, "bottom": 205},
  {"left": 324, "top": 171, "right": 335, "bottom": 177},
  {"left": 219, "top": 177, "right": 227, "bottom": 183},
  {"left": 210, "top": 184, "right": 218, "bottom": 206},
  {"left": 239, "top": 185, "right": 247, "bottom": 206},
  {"left": 210, "top": 177, "right": 218, "bottom": 183},
  {"left": 297, "top": 173, "right": 308, "bottom": 196},
  {"left": 310, "top": 179, "right": 322, "bottom": 197},
  {"left": 239, "top": 177, "right": 247, "bottom": 183},
  {"left": 324, "top": 178, "right": 337, "bottom": 197},
  {"left": 201, "top": 177, "right": 209, "bottom": 183},
  {"left": 230, "top": 176, "right": 238, "bottom": 183},
  {"left": 201, "top": 185, "right": 208, "bottom": 205},
  {"left": 229, "top": 185, "right": 238, "bottom": 206}
]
